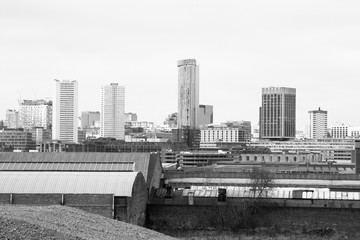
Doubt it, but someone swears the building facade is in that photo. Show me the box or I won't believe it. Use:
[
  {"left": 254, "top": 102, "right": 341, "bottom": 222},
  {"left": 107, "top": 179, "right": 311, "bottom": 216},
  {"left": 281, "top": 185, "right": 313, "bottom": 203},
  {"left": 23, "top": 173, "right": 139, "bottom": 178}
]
[
  {"left": 125, "top": 112, "right": 138, "bottom": 122},
  {"left": 18, "top": 99, "right": 52, "bottom": 129},
  {"left": 308, "top": 108, "right": 327, "bottom": 139},
  {"left": 125, "top": 121, "right": 154, "bottom": 129},
  {"left": 52, "top": 80, "right": 78, "bottom": 143},
  {"left": 164, "top": 113, "right": 178, "bottom": 129},
  {"left": 101, "top": 83, "right": 125, "bottom": 140},
  {"left": 259, "top": 87, "right": 296, "bottom": 140},
  {"left": 200, "top": 125, "right": 247, "bottom": 143},
  {"left": 250, "top": 139, "right": 354, "bottom": 163},
  {"left": 331, "top": 124, "right": 348, "bottom": 139},
  {"left": 198, "top": 104, "right": 213, "bottom": 126},
  {"left": 177, "top": 59, "right": 199, "bottom": 129},
  {"left": 0, "top": 129, "right": 36, "bottom": 152},
  {"left": 81, "top": 111, "right": 100, "bottom": 130},
  {"left": 348, "top": 127, "right": 360, "bottom": 138},
  {"left": 5, "top": 109, "right": 19, "bottom": 129},
  {"left": 222, "top": 121, "right": 252, "bottom": 141}
]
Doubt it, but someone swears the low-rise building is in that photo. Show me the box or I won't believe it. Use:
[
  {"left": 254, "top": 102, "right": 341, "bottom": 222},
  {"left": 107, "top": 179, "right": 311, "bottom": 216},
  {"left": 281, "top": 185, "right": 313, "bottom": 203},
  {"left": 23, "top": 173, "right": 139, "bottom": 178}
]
[
  {"left": 201, "top": 125, "right": 247, "bottom": 143},
  {"left": 250, "top": 139, "right": 354, "bottom": 163},
  {"left": 0, "top": 129, "right": 35, "bottom": 152}
]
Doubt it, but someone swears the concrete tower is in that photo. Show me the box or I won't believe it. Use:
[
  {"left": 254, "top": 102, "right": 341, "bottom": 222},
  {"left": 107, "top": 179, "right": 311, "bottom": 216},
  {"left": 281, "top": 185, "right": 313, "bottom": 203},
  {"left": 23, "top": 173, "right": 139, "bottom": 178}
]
[
  {"left": 177, "top": 59, "right": 199, "bottom": 129},
  {"left": 259, "top": 87, "right": 296, "bottom": 140},
  {"left": 100, "top": 83, "right": 125, "bottom": 140},
  {"left": 309, "top": 108, "right": 328, "bottom": 139},
  {"left": 52, "top": 80, "right": 78, "bottom": 143}
]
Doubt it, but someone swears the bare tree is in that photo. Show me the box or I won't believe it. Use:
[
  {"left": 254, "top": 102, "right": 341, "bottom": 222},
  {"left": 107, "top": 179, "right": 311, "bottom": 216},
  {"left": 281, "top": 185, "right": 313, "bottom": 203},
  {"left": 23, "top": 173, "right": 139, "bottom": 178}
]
[{"left": 249, "top": 167, "right": 275, "bottom": 199}]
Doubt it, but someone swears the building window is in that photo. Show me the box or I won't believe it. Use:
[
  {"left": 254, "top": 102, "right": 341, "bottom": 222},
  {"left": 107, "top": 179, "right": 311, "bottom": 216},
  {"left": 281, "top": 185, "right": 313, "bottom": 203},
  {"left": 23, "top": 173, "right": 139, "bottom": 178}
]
[
  {"left": 246, "top": 156, "right": 250, "bottom": 161},
  {"left": 277, "top": 156, "right": 281, "bottom": 162},
  {"left": 254, "top": 156, "right": 257, "bottom": 161}
]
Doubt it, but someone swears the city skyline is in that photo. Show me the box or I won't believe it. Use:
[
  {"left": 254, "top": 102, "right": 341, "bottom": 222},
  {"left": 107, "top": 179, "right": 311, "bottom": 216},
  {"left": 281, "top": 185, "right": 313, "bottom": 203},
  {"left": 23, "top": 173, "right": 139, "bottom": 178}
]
[{"left": 1, "top": 1, "right": 360, "bottom": 130}]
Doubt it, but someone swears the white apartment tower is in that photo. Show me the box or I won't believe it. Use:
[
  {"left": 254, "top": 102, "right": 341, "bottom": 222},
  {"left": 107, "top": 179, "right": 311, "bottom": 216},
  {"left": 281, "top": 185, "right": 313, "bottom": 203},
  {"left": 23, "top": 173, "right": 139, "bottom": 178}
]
[
  {"left": 52, "top": 80, "right": 78, "bottom": 143},
  {"left": 308, "top": 108, "right": 328, "bottom": 139},
  {"left": 100, "top": 83, "right": 125, "bottom": 140},
  {"left": 177, "top": 59, "right": 199, "bottom": 129}
]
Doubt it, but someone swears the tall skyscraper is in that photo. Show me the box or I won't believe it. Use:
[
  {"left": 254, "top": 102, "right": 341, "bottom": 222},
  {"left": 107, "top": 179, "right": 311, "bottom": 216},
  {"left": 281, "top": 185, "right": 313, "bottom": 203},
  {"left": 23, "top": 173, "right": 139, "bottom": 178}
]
[
  {"left": 100, "top": 83, "right": 125, "bottom": 140},
  {"left": 18, "top": 99, "right": 52, "bottom": 129},
  {"left": 259, "top": 87, "right": 296, "bottom": 140},
  {"left": 177, "top": 59, "right": 199, "bottom": 129},
  {"left": 308, "top": 107, "right": 328, "bottom": 139},
  {"left": 52, "top": 80, "right": 78, "bottom": 143}
]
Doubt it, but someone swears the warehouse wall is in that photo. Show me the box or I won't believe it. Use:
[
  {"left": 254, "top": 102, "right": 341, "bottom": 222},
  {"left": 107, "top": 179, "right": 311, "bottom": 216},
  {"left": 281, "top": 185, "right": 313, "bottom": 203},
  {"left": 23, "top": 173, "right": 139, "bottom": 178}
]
[
  {"left": 127, "top": 173, "right": 148, "bottom": 225},
  {"left": 0, "top": 193, "right": 115, "bottom": 220}
]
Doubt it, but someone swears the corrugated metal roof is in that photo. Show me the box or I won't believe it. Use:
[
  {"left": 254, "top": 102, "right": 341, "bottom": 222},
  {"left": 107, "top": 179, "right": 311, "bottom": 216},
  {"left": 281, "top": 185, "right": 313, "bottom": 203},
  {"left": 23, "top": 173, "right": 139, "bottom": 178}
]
[
  {"left": 0, "top": 162, "right": 135, "bottom": 172},
  {"left": 0, "top": 172, "right": 141, "bottom": 197},
  {"left": 0, "top": 152, "right": 153, "bottom": 181}
]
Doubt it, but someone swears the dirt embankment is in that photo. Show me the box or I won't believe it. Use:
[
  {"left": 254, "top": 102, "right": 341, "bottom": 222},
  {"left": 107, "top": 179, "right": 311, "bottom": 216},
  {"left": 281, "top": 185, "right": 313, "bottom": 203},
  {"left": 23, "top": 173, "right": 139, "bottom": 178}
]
[{"left": 0, "top": 205, "right": 176, "bottom": 240}]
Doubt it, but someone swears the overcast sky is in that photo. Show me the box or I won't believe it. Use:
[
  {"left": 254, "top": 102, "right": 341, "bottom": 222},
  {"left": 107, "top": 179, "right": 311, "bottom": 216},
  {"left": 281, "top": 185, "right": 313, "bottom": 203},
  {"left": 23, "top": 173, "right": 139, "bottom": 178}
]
[{"left": 1, "top": 0, "right": 359, "bottom": 130}]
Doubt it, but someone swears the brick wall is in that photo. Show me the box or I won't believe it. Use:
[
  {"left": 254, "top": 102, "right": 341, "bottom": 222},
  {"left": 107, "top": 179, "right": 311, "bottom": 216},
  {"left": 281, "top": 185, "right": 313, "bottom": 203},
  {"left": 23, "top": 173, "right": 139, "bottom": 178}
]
[
  {"left": 0, "top": 193, "right": 115, "bottom": 220},
  {"left": 12, "top": 194, "right": 62, "bottom": 205},
  {"left": 64, "top": 194, "right": 114, "bottom": 218}
]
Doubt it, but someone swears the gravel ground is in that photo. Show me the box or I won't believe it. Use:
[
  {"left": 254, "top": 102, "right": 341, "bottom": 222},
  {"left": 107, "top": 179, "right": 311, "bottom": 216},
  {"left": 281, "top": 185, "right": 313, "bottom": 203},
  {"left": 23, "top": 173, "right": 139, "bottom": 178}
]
[{"left": 0, "top": 205, "right": 176, "bottom": 240}]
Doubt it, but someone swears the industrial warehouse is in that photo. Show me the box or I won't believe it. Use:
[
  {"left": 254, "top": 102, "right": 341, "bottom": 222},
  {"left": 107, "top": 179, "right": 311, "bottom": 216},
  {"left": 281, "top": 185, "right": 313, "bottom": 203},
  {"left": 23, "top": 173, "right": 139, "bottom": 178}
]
[
  {"left": 0, "top": 145, "right": 359, "bottom": 229},
  {"left": 0, "top": 152, "right": 162, "bottom": 226}
]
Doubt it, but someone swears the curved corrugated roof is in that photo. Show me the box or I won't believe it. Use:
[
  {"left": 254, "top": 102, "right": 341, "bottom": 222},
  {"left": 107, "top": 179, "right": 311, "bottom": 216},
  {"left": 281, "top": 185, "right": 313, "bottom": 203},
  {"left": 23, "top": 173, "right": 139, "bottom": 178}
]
[
  {"left": 0, "top": 171, "right": 142, "bottom": 197},
  {"left": 0, "top": 162, "right": 135, "bottom": 172},
  {"left": 0, "top": 152, "right": 153, "bottom": 182}
]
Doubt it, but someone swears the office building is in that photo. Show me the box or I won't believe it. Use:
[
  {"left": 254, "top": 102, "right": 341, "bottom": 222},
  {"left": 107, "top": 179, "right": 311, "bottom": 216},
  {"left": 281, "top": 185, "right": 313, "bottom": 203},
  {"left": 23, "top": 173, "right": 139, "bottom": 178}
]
[
  {"left": 18, "top": 99, "right": 52, "bottom": 129},
  {"left": 29, "top": 127, "right": 52, "bottom": 144},
  {"left": 222, "top": 120, "right": 252, "bottom": 141},
  {"left": 348, "top": 127, "right": 360, "bottom": 138},
  {"left": 331, "top": 124, "right": 348, "bottom": 139},
  {"left": 52, "top": 80, "right": 78, "bottom": 143},
  {"left": 81, "top": 111, "right": 100, "bottom": 130},
  {"left": 100, "top": 83, "right": 125, "bottom": 140},
  {"left": 125, "top": 113, "right": 137, "bottom": 122},
  {"left": 164, "top": 113, "right": 178, "bottom": 129},
  {"left": 5, "top": 109, "right": 19, "bottom": 129},
  {"left": 198, "top": 104, "right": 213, "bottom": 126},
  {"left": 177, "top": 59, "right": 199, "bottom": 129},
  {"left": 172, "top": 128, "right": 200, "bottom": 149},
  {"left": 201, "top": 125, "right": 247, "bottom": 143},
  {"left": 0, "top": 128, "right": 36, "bottom": 151},
  {"left": 259, "top": 87, "right": 296, "bottom": 140},
  {"left": 308, "top": 108, "right": 328, "bottom": 139}
]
